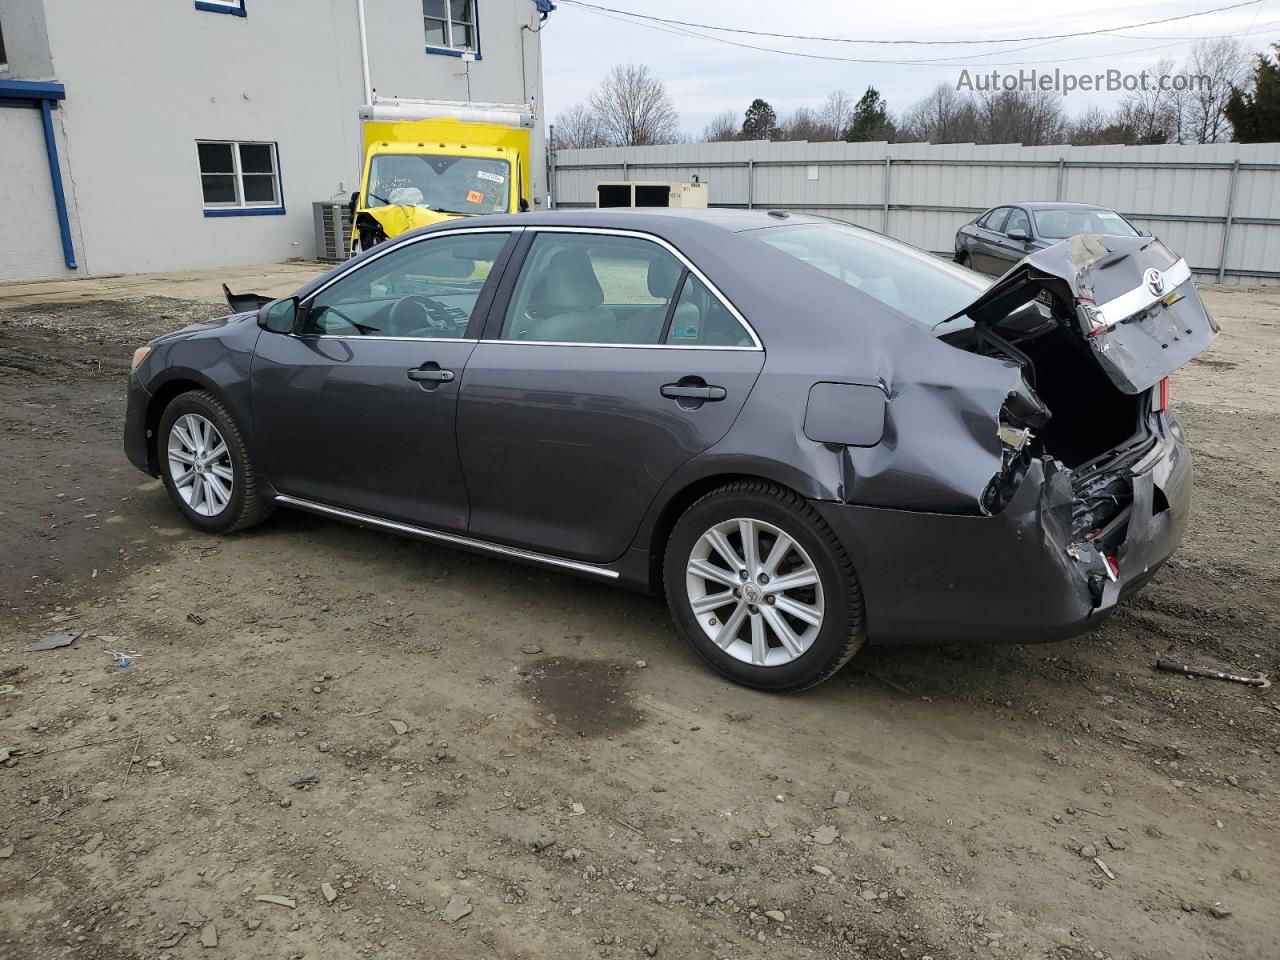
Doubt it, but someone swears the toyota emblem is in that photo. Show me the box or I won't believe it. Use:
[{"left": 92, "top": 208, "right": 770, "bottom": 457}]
[{"left": 1144, "top": 268, "right": 1166, "bottom": 297}]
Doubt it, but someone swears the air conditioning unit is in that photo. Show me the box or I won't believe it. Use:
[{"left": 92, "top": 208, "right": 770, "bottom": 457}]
[
  {"left": 595, "top": 180, "right": 709, "bottom": 209},
  {"left": 313, "top": 201, "right": 354, "bottom": 262}
]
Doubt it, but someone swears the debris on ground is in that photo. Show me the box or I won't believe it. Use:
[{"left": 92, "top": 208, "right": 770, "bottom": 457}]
[
  {"left": 253, "top": 894, "right": 296, "bottom": 909},
  {"left": 388, "top": 719, "right": 408, "bottom": 735},
  {"left": 200, "top": 922, "right": 217, "bottom": 947},
  {"left": 23, "top": 630, "right": 81, "bottom": 652},
  {"left": 442, "top": 894, "right": 473, "bottom": 923},
  {"left": 321, "top": 882, "right": 338, "bottom": 903},
  {"left": 1154, "top": 658, "right": 1271, "bottom": 689},
  {"left": 289, "top": 773, "right": 319, "bottom": 788},
  {"left": 520, "top": 643, "right": 543, "bottom": 655},
  {"left": 529, "top": 836, "right": 556, "bottom": 853}
]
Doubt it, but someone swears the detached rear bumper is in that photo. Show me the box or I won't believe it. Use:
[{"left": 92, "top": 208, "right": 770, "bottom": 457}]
[{"left": 814, "top": 414, "right": 1191, "bottom": 645}]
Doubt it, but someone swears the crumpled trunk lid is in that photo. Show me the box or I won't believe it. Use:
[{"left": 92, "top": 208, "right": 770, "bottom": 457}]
[{"left": 948, "top": 235, "right": 1218, "bottom": 394}]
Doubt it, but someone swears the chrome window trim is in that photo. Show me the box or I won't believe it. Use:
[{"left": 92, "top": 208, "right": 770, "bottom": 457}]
[
  {"left": 502, "top": 226, "right": 764, "bottom": 352},
  {"left": 301, "top": 225, "right": 523, "bottom": 306},
  {"left": 273, "top": 494, "right": 619, "bottom": 580},
  {"left": 476, "top": 339, "right": 757, "bottom": 351}
]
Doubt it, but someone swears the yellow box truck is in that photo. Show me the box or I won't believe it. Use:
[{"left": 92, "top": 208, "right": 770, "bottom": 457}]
[{"left": 350, "top": 97, "right": 534, "bottom": 254}]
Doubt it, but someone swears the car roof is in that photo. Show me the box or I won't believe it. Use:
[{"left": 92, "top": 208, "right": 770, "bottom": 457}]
[{"left": 992, "top": 201, "right": 1114, "bottom": 212}]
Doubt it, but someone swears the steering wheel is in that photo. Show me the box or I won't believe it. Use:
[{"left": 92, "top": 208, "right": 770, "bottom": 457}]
[{"left": 389, "top": 295, "right": 454, "bottom": 335}]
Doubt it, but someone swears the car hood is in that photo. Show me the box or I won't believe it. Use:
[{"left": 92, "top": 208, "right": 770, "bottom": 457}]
[{"left": 946, "top": 234, "right": 1218, "bottom": 394}]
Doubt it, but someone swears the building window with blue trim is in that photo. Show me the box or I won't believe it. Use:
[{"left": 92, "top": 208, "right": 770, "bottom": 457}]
[
  {"left": 195, "top": 0, "right": 246, "bottom": 17},
  {"left": 424, "top": 0, "right": 478, "bottom": 56},
  {"left": 197, "top": 141, "right": 284, "bottom": 217}
]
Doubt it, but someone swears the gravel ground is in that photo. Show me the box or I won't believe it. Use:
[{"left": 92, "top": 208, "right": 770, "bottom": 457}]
[{"left": 1, "top": 283, "right": 1278, "bottom": 960}]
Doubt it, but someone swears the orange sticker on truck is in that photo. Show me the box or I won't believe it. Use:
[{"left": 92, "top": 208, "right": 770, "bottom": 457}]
[{"left": 466, "top": 190, "right": 484, "bottom": 204}]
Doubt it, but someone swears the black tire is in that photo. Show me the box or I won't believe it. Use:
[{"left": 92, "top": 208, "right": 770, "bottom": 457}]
[
  {"left": 157, "top": 389, "right": 273, "bottom": 534},
  {"left": 663, "top": 480, "right": 865, "bottom": 692}
]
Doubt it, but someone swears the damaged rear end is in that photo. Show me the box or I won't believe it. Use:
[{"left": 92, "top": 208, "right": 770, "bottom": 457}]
[{"left": 941, "top": 234, "right": 1216, "bottom": 620}]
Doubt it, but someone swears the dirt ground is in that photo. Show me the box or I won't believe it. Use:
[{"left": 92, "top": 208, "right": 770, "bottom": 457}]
[{"left": 1, "top": 270, "right": 1278, "bottom": 960}]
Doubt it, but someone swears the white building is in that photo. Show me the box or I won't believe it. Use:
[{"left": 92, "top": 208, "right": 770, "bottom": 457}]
[{"left": 0, "top": 0, "right": 549, "bottom": 281}]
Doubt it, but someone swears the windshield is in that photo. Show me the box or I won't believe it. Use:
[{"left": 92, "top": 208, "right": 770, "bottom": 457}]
[
  {"left": 1033, "top": 208, "right": 1139, "bottom": 240},
  {"left": 754, "top": 222, "right": 990, "bottom": 328},
  {"left": 365, "top": 154, "right": 511, "bottom": 216}
]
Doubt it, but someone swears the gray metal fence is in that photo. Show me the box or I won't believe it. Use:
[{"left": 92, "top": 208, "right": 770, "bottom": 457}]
[{"left": 551, "top": 139, "right": 1280, "bottom": 286}]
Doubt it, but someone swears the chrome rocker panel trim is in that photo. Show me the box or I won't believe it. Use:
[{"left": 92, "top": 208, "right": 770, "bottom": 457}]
[{"left": 272, "top": 494, "right": 621, "bottom": 580}]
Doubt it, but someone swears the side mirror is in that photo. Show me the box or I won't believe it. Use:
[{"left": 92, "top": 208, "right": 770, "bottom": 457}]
[
  {"left": 1007, "top": 227, "right": 1032, "bottom": 242},
  {"left": 1138, "top": 228, "right": 1152, "bottom": 237},
  {"left": 348, "top": 191, "right": 360, "bottom": 217},
  {"left": 519, "top": 197, "right": 530, "bottom": 213},
  {"left": 258, "top": 297, "right": 298, "bottom": 334}
]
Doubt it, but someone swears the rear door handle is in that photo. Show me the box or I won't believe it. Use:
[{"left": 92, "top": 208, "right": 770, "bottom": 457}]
[
  {"left": 661, "top": 383, "right": 726, "bottom": 401},
  {"left": 407, "top": 365, "right": 454, "bottom": 383}
]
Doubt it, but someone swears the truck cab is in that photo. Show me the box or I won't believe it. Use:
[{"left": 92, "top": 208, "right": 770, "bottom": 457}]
[{"left": 350, "top": 101, "right": 534, "bottom": 254}]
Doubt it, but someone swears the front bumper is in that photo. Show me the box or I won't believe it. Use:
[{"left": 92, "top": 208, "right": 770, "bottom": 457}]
[
  {"left": 814, "top": 416, "right": 1192, "bottom": 645},
  {"left": 123, "top": 375, "right": 157, "bottom": 477}
]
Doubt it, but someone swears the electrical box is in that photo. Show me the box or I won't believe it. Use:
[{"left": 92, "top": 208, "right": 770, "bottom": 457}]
[{"left": 595, "top": 180, "right": 709, "bottom": 209}]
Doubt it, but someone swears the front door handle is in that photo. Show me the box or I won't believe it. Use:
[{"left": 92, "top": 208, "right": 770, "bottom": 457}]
[
  {"left": 407, "top": 364, "right": 455, "bottom": 383},
  {"left": 661, "top": 383, "right": 726, "bottom": 401}
]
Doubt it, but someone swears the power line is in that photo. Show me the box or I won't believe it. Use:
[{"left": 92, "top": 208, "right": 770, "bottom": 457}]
[
  {"left": 558, "top": 0, "right": 1263, "bottom": 46},
  {"left": 575, "top": 4, "right": 1270, "bottom": 68}
]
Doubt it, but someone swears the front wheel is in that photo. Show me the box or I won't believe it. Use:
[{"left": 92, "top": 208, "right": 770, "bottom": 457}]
[
  {"left": 157, "top": 390, "right": 273, "bottom": 534},
  {"left": 663, "top": 481, "right": 865, "bottom": 692}
]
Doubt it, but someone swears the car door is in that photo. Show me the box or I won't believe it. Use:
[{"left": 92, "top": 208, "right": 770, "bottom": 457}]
[
  {"left": 456, "top": 228, "right": 766, "bottom": 564},
  {"left": 971, "top": 207, "right": 1010, "bottom": 275},
  {"left": 992, "top": 206, "right": 1034, "bottom": 272},
  {"left": 250, "top": 228, "right": 515, "bottom": 530}
]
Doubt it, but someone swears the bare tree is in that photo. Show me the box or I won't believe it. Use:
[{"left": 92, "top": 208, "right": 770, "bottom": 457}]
[
  {"left": 552, "top": 102, "right": 610, "bottom": 150},
  {"left": 587, "top": 63, "right": 680, "bottom": 147},
  {"left": 898, "top": 84, "right": 978, "bottom": 143},
  {"left": 779, "top": 106, "right": 833, "bottom": 141},
  {"left": 1066, "top": 105, "right": 1136, "bottom": 145},
  {"left": 1185, "top": 37, "right": 1250, "bottom": 143},
  {"left": 819, "top": 89, "right": 858, "bottom": 140},
  {"left": 974, "top": 88, "right": 1067, "bottom": 146},
  {"left": 1117, "top": 56, "right": 1182, "bottom": 144},
  {"left": 701, "top": 110, "right": 740, "bottom": 142}
]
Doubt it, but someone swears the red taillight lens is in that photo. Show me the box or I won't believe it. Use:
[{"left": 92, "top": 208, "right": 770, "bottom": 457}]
[{"left": 1154, "top": 377, "right": 1170, "bottom": 412}]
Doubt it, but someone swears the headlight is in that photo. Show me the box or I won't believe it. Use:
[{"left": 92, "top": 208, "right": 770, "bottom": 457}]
[{"left": 130, "top": 346, "right": 152, "bottom": 373}]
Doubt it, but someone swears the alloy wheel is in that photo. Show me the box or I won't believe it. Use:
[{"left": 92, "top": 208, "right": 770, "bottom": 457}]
[
  {"left": 685, "top": 517, "right": 825, "bottom": 667},
  {"left": 167, "top": 413, "right": 233, "bottom": 517}
]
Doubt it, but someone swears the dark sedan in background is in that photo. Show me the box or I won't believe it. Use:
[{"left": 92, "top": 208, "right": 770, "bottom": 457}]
[
  {"left": 955, "top": 201, "right": 1149, "bottom": 276},
  {"left": 125, "top": 210, "right": 1214, "bottom": 692}
]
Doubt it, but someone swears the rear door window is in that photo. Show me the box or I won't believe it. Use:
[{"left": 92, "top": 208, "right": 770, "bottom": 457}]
[
  {"left": 663, "top": 274, "right": 753, "bottom": 347},
  {"left": 499, "top": 233, "right": 684, "bottom": 344},
  {"left": 983, "top": 207, "right": 1010, "bottom": 233}
]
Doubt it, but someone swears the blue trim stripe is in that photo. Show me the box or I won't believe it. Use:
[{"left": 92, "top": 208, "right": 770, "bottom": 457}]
[
  {"left": 194, "top": 0, "right": 247, "bottom": 16},
  {"left": 424, "top": 45, "right": 481, "bottom": 59},
  {"left": 0, "top": 79, "right": 67, "bottom": 102},
  {"left": 204, "top": 207, "right": 285, "bottom": 218}
]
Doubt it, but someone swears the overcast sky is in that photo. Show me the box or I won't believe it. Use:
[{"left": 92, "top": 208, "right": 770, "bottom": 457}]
[{"left": 538, "top": 0, "right": 1277, "bottom": 135}]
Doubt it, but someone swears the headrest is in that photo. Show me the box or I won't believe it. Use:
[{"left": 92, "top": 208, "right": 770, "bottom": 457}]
[
  {"left": 647, "top": 255, "right": 682, "bottom": 298},
  {"left": 545, "top": 248, "right": 604, "bottom": 310}
]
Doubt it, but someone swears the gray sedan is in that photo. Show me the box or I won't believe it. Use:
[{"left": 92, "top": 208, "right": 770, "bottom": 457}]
[
  {"left": 124, "top": 210, "right": 1214, "bottom": 691},
  {"left": 955, "top": 201, "right": 1148, "bottom": 276}
]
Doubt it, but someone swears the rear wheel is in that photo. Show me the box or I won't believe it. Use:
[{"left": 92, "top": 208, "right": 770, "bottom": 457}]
[
  {"left": 157, "top": 390, "right": 273, "bottom": 534},
  {"left": 664, "top": 481, "right": 865, "bottom": 692}
]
